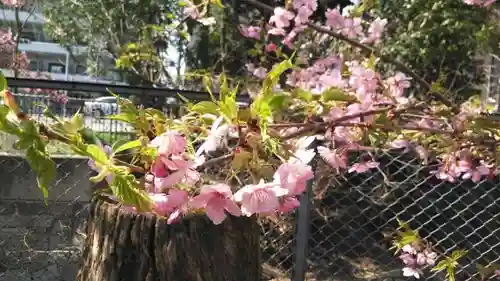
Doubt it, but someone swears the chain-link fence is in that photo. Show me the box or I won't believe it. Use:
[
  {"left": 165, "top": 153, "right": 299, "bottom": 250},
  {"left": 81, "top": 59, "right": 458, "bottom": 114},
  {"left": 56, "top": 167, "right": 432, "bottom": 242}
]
[{"left": 1, "top": 79, "right": 499, "bottom": 281}]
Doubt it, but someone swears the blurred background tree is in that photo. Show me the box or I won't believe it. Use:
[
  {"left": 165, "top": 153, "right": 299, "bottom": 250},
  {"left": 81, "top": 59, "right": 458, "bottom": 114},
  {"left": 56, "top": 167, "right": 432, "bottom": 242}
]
[
  {"left": 375, "top": 0, "right": 500, "bottom": 102},
  {"left": 43, "top": 0, "right": 183, "bottom": 87}
]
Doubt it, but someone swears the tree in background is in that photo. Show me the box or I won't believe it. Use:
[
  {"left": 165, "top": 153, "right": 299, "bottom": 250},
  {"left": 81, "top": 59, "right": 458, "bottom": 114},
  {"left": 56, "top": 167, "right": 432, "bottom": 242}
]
[
  {"left": 43, "top": 0, "right": 183, "bottom": 87},
  {"left": 376, "top": 0, "right": 500, "bottom": 102}
]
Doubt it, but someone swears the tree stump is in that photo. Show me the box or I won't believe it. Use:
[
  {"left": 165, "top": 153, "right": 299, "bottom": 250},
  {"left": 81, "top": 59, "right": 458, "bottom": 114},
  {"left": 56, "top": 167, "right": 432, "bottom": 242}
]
[{"left": 77, "top": 198, "right": 261, "bottom": 281}]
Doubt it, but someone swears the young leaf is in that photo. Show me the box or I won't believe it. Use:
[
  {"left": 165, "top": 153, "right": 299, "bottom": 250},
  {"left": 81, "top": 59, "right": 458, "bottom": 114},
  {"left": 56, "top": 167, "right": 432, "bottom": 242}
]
[
  {"left": 107, "top": 112, "right": 137, "bottom": 124},
  {"left": 25, "top": 146, "right": 56, "bottom": 202},
  {"left": 110, "top": 173, "right": 153, "bottom": 211},
  {"left": 190, "top": 101, "right": 219, "bottom": 115},
  {"left": 86, "top": 144, "right": 110, "bottom": 165},
  {"left": 114, "top": 139, "right": 142, "bottom": 154},
  {"left": 321, "top": 88, "right": 358, "bottom": 102},
  {"left": 0, "top": 71, "right": 7, "bottom": 91}
]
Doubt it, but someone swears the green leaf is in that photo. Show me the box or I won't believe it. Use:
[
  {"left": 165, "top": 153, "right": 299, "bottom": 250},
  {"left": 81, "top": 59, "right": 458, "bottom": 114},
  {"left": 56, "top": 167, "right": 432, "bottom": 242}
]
[
  {"left": 218, "top": 86, "right": 238, "bottom": 122},
  {"left": 62, "top": 112, "right": 84, "bottom": 133},
  {"left": 86, "top": 144, "right": 110, "bottom": 166},
  {"left": 114, "top": 139, "right": 142, "bottom": 154},
  {"left": 25, "top": 146, "right": 56, "bottom": 202},
  {"left": 269, "top": 95, "right": 287, "bottom": 109},
  {"left": 0, "top": 105, "right": 21, "bottom": 135},
  {"left": 321, "top": 88, "right": 358, "bottom": 102},
  {"left": 89, "top": 166, "right": 111, "bottom": 183},
  {"left": 0, "top": 71, "right": 7, "bottom": 91},
  {"left": 262, "top": 59, "right": 293, "bottom": 95},
  {"left": 190, "top": 101, "right": 219, "bottom": 115},
  {"left": 250, "top": 59, "right": 293, "bottom": 134},
  {"left": 107, "top": 112, "right": 136, "bottom": 124},
  {"left": 110, "top": 173, "right": 152, "bottom": 211}
]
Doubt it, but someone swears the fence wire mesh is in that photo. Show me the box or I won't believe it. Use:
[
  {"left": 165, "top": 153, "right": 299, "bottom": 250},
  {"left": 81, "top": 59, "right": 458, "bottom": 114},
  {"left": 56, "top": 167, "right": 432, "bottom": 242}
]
[{"left": 0, "top": 83, "right": 499, "bottom": 281}]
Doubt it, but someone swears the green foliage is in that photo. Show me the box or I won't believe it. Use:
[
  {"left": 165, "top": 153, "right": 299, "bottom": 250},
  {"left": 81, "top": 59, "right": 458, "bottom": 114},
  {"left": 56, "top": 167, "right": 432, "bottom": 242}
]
[
  {"left": 377, "top": 0, "right": 500, "bottom": 101},
  {"left": 114, "top": 139, "right": 143, "bottom": 154},
  {"left": 251, "top": 59, "right": 293, "bottom": 133},
  {"left": 0, "top": 71, "right": 7, "bottom": 91},
  {"left": 321, "top": 88, "right": 358, "bottom": 103},
  {"left": 391, "top": 218, "right": 420, "bottom": 252},
  {"left": 431, "top": 250, "right": 468, "bottom": 281},
  {"left": 110, "top": 172, "right": 153, "bottom": 211},
  {"left": 26, "top": 146, "right": 56, "bottom": 202},
  {"left": 42, "top": 0, "right": 182, "bottom": 84}
]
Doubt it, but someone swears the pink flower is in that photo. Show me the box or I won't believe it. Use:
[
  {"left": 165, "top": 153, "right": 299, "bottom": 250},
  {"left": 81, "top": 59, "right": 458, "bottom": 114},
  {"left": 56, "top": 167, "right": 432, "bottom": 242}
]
[
  {"left": 399, "top": 253, "right": 416, "bottom": 266},
  {"left": 195, "top": 116, "right": 232, "bottom": 156},
  {"left": 402, "top": 244, "right": 417, "bottom": 254},
  {"left": 462, "top": 164, "right": 490, "bottom": 183},
  {"left": 348, "top": 160, "right": 379, "bottom": 173},
  {"left": 294, "top": 5, "right": 314, "bottom": 25},
  {"left": 390, "top": 139, "right": 412, "bottom": 152},
  {"left": 1, "top": 0, "right": 24, "bottom": 7},
  {"left": 402, "top": 267, "right": 422, "bottom": 279},
  {"left": 431, "top": 163, "right": 461, "bottom": 183},
  {"left": 288, "top": 135, "right": 316, "bottom": 165},
  {"left": 317, "top": 146, "right": 347, "bottom": 171},
  {"left": 154, "top": 189, "right": 190, "bottom": 224},
  {"left": 325, "top": 7, "right": 344, "bottom": 30},
  {"left": 268, "top": 27, "right": 287, "bottom": 36},
  {"left": 463, "top": 0, "right": 485, "bottom": 4},
  {"left": 278, "top": 196, "right": 301, "bottom": 213},
  {"left": 252, "top": 67, "right": 268, "bottom": 79},
  {"left": 386, "top": 72, "right": 411, "bottom": 98},
  {"left": 240, "top": 25, "right": 262, "bottom": 40},
  {"left": 183, "top": 1, "right": 200, "bottom": 19},
  {"left": 150, "top": 131, "right": 187, "bottom": 156},
  {"left": 155, "top": 156, "right": 200, "bottom": 189},
  {"left": 233, "top": 180, "right": 289, "bottom": 216},
  {"left": 265, "top": 43, "right": 278, "bottom": 53},
  {"left": 148, "top": 189, "right": 189, "bottom": 221},
  {"left": 274, "top": 163, "right": 314, "bottom": 195},
  {"left": 269, "top": 7, "right": 295, "bottom": 29},
  {"left": 190, "top": 184, "right": 241, "bottom": 224},
  {"left": 421, "top": 250, "right": 437, "bottom": 266},
  {"left": 341, "top": 18, "right": 362, "bottom": 39},
  {"left": 292, "top": 0, "right": 318, "bottom": 11},
  {"left": 361, "top": 18, "right": 388, "bottom": 45}
]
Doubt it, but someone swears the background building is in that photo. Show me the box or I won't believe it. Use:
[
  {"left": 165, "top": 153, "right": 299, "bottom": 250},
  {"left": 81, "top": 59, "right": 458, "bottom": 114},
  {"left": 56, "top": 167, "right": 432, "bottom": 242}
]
[{"left": 0, "top": 0, "right": 126, "bottom": 85}]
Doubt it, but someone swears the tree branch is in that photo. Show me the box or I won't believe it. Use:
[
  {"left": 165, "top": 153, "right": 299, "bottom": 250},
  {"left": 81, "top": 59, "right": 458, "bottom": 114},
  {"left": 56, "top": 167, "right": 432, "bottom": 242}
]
[{"left": 195, "top": 153, "right": 234, "bottom": 171}]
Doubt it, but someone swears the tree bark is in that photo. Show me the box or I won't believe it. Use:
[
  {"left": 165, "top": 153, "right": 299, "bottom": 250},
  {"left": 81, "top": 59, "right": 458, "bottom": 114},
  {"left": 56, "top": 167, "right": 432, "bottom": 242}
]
[{"left": 77, "top": 198, "right": 261, "bottom": 281}]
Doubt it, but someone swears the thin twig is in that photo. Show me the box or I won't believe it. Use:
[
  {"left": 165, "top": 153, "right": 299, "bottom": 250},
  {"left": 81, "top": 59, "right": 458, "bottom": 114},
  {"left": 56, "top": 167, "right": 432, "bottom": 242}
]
[
  {"left": 114, "top": 159, "right": 145, "bottom": 174},
  {"left": 195, "top": 153, "right": 234, "bottom": 171}
]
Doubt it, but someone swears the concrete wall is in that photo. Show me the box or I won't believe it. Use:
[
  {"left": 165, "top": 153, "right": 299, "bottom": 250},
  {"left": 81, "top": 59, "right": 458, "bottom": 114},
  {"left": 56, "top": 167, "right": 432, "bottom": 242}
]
[{"left": 0, "top": 155, "right": 91, "bottom": 281}]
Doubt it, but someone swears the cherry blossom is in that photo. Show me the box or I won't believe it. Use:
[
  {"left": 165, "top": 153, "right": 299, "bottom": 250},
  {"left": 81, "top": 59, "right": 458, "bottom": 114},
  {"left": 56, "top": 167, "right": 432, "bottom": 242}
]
[
  {"left": 190, "top": 184, "right": 241, "bottom": 224},
  {"left": 269, "top": 7, "right": 295, "bottom": 29},
  {"left": 0, "top": 0, "right": 25, "bottom": 7},
  {"left": 162, "top": 189, "right": 190, "bottom": 224},
  {"left": 233, "top": 179, "right": 289, "bottom": 217},
  {"left": 348, "top": 160, "right": 379, "bottom": 173},
  {"left": 274, "top": 162, "right": 314, "bottom": 195},
  {"left": 317, "top": 146, "right": 348, "bottom": 171},
  {"left": 240, "top": 25, "right": 262, "bottom": 40},
  {"left": 155, "top": 155, "right": 200, "bottom": 190},
  {"left": 150, "top": 131, "right": 187, "bottom": 156}
]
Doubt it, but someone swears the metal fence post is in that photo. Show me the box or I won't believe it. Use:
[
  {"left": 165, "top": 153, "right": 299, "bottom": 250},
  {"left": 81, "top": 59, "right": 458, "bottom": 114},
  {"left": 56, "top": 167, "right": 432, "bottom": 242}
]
[{"left": 292, "top": 147, "right": 317, "bottom": 281}]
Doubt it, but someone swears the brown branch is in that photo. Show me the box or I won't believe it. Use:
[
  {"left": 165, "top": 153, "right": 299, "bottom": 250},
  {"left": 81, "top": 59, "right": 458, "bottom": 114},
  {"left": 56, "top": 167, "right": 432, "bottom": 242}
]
[
  {"left": 114, "top": 159, "right": 146, "bottom": 174},
  {"left": 282, "top": 106, "right": 395, "bottom": 139},
  {"left": 195, "top": 153, "right": 234, "bottom": 171},
  {"left": 239, "top": 0, "right": 456, "bottom": 110}
]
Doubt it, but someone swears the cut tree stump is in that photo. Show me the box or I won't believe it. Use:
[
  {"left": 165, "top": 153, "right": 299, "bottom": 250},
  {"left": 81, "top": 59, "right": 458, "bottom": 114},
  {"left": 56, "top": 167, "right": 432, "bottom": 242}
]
[{"left": 77, "top": 198, "right": 261, "bottom": 281}]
